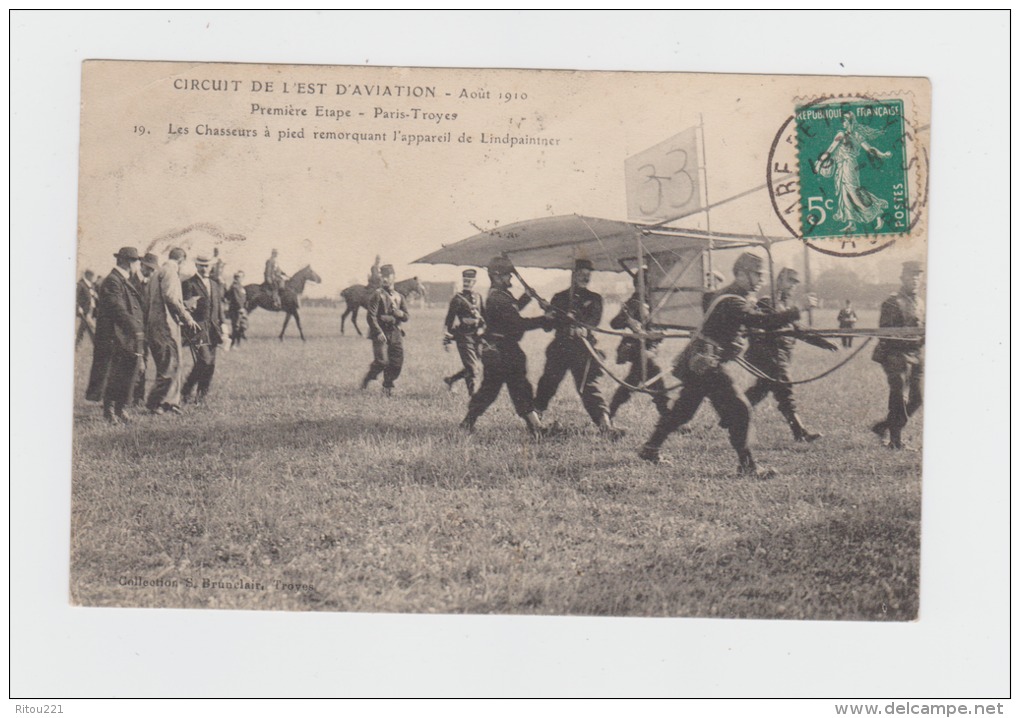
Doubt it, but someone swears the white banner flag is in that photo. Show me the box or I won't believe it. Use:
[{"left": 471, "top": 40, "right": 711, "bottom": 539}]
[{"left": 624, "top": 126, "right": 701, "bottom": 222}]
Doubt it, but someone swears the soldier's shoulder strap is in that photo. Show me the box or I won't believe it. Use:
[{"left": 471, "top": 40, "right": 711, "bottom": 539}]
[{"left": 695, "top": 293, "right": 744, "bottom": 336}]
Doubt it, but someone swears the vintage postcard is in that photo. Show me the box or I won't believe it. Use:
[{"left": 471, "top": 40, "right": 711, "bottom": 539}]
[{"left": 73, "top": 60, "right": 930, "bottom": 620}]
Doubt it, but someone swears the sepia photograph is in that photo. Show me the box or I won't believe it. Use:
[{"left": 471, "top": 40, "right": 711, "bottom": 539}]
[
  {"left": 71, "top": 60, "right": 930, "bottom": 620},
  {"left": 12, "top": 10, "right": 1010, "bottom": 703}
]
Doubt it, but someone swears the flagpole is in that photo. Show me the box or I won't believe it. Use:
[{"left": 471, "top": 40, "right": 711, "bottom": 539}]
[
  {"left": 700, "top": 114, "right": 714, "bottom": 291},
  {"left": 803, "top": 240, "right": 814, "bottom": 327},
  {"left": 636, "top": 235, "right": 648, "bottom": 387}
]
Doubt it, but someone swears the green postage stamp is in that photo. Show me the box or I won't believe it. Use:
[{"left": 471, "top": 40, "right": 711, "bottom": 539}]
[{"left": 795, "top": 99, "right": 909, "bottom": 240}]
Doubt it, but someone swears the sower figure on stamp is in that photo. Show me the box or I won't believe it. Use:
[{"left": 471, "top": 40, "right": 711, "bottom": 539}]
[
  {"left": 360, "top": 264, "right": 408, "bottom": 396},
  {"left": 837, "top": 300, "right": 858, "bottom": 348},
  {"left": 443, "top": 268, "right": 485, "bottom": 396},
  {"left": 533, "top": 258, "right": 622, "bottom": 438},
  {"left": 85, "top": 247, "right": 146, "bottom": 424},
  {"left": 182, "top": 254, "right": 226, "bottom": 404},
  {"left": 608, "top": 266, "right": 670, "bottom": 421},
  {"left": 460, "top": 256, "right": 555, "bottom": 437},
  {"left": 743, "top": 267, "right": 838, "bottom": 443},
  {"left": 75, "top": 269, "right": 98, "bottom": 347},
  {"left": 264, "top": 248, "right": 286, "bottom": 310},
  {"left": 145, "top": 247, "right": 199, "bottom": 415},
  {"left": 870, "top": 261, "right": 925, "bottom": 450},
  {"left": 130, "top": 252, "right": 160, "bottom": 407},
  {"left": 638, "top": 252, "right": 817, "bottom": 479}
]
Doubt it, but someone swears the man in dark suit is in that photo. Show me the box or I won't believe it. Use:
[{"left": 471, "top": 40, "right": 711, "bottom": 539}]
[
  {"left": 182, "top": 254, "right": 226, "bottom": 404},
  {"left": 75, "top": 269, "right": 98, "bottom": 347},
  {"left": 84, "top": 247, "right": 146, "bottom": 423},
  {"left": 871, "top": 261, "right": 925, "bottom": 450}
]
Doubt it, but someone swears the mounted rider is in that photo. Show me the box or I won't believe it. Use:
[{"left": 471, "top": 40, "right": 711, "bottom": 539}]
[{"left": 264, "top": 248, "right": 287, "bottom": 309}]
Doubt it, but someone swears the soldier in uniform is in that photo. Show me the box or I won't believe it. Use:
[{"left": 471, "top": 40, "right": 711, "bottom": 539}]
[
  {"left": 607, "top": 267, "right": 670, "bottom": 420},
  {"left": 226, "top": 271, "right": 248, "bottom": 348},
  {"left": 638, "top": 252, "right": 817, "bottom": 479},
  {"left": 460, "top": 256, "right": 553, "bottom": 437},
  {"left": 534, "top": 258, "right": 621, "bottom": 437},
  {"left": 870, "top": 261, "right": 925, "bottom": 450},
  {"left": 360, "top": 264, "right": 408, "bottom": 396},
  {"left": 443, "top": 268, "right": 485, "bottom": 396},
  {"left": 264, "top": 248, "right": 285, "bottom": 309},
  {"left": 743, "top": 267, "right": 838, "bottom": 443},
  {"left": 837, "top": 300, "right": 859, "bottom": 348}
]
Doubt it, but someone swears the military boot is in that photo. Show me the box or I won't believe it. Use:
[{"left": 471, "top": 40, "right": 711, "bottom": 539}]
[
  {"left": 786, "top": 412, "right": 822, "bottom": 442},
  {"left": 737, "top": 451, "right": 777, "bottom": 481},
  {"left": 598, "top": 413, "right": 626, "bottom": 441}
]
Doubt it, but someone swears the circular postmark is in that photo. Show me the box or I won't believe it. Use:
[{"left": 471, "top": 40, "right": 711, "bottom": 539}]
[{"left": 767, "top": 93, "right": 928, "bottom": 257}]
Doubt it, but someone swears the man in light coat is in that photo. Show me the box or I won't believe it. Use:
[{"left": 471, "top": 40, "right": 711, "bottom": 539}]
[{"left": 145, "top": 248, "right": 199, "bottom": 414}]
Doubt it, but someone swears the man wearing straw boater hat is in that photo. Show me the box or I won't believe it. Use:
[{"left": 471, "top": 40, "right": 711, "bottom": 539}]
[
  {"left": 84, "top": 246, "right": 146, "bottom": 424},
  {"left": 181, "top": 253, "right": 226, "bottom": 404}
]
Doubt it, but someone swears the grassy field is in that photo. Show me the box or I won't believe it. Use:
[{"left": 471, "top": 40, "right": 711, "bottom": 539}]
[{"left": 70, "top": 303, "right": 922, "bottom": 620}]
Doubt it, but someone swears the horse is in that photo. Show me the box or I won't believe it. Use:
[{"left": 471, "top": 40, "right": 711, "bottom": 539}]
[
  {"left": 340, "top": 277, "right": 427, "bottom": 336},
  {"left": 245, "top": 265, "right": 322, "bottom": 341}
]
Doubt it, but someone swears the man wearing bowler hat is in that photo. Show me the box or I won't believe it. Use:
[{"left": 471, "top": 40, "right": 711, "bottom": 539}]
[
  {"left": 443, "top": 268, "right": 485, "bottom": 396},
  {"left": 870, "top": 260, "right": 925, "bottom": 450},
  {"left": 638, "top": 252, "right": 817, "bottom": 479},
  {"left": 361, "top": 264, "right": 408, "bottom": 396},
  {"left": 534, "top": 258, "right": 621, "bottom": 438},
  {"left": 85, "top": 246, "right": 146, "bottom": 423},
  {"left": 182, "top": 254, "right": 226, "bottom": 404}
]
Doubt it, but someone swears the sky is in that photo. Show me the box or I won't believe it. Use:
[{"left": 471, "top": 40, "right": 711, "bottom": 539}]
[{"left": 76, "top": 61, "right": 929, "bottom": 298}]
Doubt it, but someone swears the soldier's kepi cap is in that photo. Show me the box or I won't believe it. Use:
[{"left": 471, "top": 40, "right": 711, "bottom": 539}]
[
  {"left": 901, "top": 260, "right": 924, "bottom": 274},
  {"left": 380, "top": 264, "right": 396, "bottom": 277},
  {"left": 573, "top": 258, "right": 594, "bottom": 271},
  {"left": 113, "top": 246, "right": 140, "bottom": 261},
  {"left": 777, "top": 267, "right": 800, "bottom": 284},
  {"left": 141, "top": 252, "right": 160, "bottom": 271},
  {"left": 462, "top": 268, "right": 477, "bottom": 278},
  {"left": 732, "top": 252, "right": 765, "bottom": 274},
  {"left": 487, "top": 256, "right": 515, "bottom": 275}
]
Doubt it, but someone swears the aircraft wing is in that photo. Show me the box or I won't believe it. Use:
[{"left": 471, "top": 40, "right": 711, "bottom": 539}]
[{"left": 413, "top": 214, "right": 784, "bottom": 272}]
